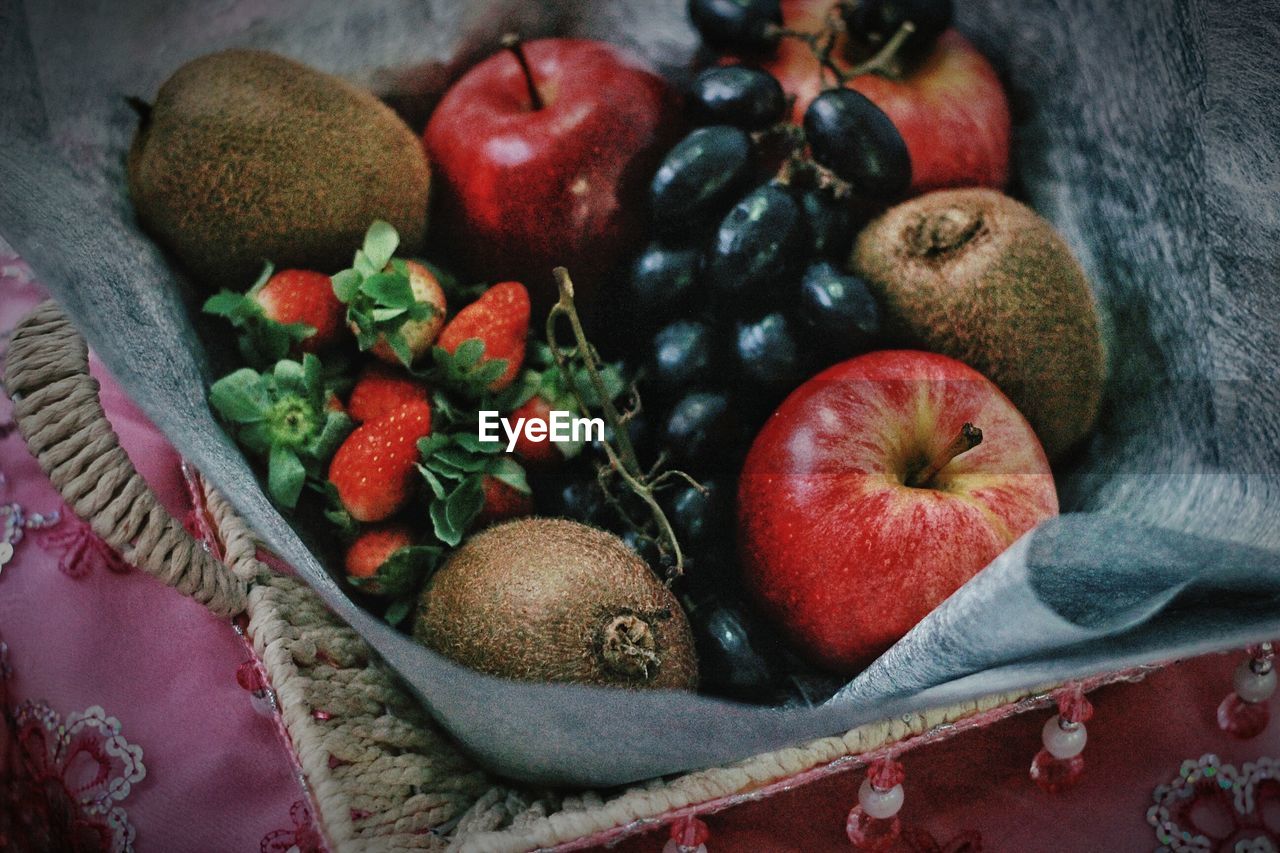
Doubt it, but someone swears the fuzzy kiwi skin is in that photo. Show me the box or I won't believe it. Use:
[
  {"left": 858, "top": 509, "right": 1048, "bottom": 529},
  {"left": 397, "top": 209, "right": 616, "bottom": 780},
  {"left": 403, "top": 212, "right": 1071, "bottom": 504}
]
[
  {"left": 851, "top": 188, "right": 1106, "bottom": 459},
  {"left": 128, "top": 50, "right": 430, "bottom": 288},
  {"left": 414, "top": 518, "right": 698, "bottom": 690}
]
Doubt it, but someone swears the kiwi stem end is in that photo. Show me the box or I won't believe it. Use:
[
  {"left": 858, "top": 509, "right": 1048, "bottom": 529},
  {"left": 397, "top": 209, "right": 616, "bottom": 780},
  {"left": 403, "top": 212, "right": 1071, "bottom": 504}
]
[
  {"left": 125, "top": 96, "right": 152, "bottom": 128},
  {"left": 599, "top": 613, "right": 660, "bottom": 681}
]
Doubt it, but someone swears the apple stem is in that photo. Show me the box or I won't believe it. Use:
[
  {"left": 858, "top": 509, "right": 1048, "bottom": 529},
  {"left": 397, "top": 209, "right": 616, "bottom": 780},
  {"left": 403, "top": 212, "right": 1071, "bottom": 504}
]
[
  {"left": 500, "top": 33, "right": 544, "bottom": 111},
  {"left": 908, "top": 422, "right": 983, "bottom": 488}
]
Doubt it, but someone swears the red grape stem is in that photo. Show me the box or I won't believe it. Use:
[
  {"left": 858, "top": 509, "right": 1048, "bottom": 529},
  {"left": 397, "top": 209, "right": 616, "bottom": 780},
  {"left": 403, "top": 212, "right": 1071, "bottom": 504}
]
[
  {"left": 500, "top": 33, "right": 544, "bottom": 111},
  {"left": 908, "top": 422, "right": 983, "bottom": 487},
  {"left": 547, "top": 267, "right": 698, "bottom": 582}
]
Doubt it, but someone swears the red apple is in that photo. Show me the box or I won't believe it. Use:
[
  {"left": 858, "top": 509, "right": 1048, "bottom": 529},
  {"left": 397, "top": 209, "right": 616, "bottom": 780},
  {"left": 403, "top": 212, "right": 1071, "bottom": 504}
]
[
  {"left": 737, "top": 350, "right": 1057, "bottom": 674},
  {"left": 752, "top": 0, "right": 1010, "bottom": 193},
  {"left": 424, "top": 38, "right": 681, "bottom": 314}
]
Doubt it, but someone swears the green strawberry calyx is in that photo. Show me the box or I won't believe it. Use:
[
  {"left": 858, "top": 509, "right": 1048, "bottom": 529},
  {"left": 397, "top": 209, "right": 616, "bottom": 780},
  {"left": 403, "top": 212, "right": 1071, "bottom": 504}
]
[
  {"left": 203, "top": 262, "right": 315, "bottom": 369},
  {"left": 208, "top": 353, "right": 352, "bottom": 509},
  {"left": 332, "top": 220, "right": 437, "bottom": 367},
  {"left": 348, "top": 544, "right": 442, "bottom": 626},
  {"left": 416, "top": 427, "right": 530, "bottom": 548},
  {"left": 265, "top": 395, "right": 319, "bottom": 448},
  {"left": 426, "top": 338, "right": 509, "bottom": 398},
  {"left": 492, "top": 340, "right": 627, "bottom": 460}
]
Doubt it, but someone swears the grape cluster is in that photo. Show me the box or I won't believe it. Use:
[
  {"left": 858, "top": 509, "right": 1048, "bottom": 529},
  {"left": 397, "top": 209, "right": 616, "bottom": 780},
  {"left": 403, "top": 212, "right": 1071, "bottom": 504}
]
[
  {"left": 626, "top": 71, "right": 905, "bottom": 698},
  {"left": 551, "top": 0, "right": 957, "bottom": 702},
  {"left": 641, "top": 70, "right": 896, "bottom": 491},
  {"left": 689, "top": 0, "right": 954, "bottom": 57}
]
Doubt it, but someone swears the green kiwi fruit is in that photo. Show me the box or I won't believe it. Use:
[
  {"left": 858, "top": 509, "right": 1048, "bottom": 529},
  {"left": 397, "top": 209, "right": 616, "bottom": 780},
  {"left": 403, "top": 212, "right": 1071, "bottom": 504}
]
[
  {"left": 414, "top": 518, "right": 698, "bottom": 690},
  {"left": 127, "top": 49, "right": 430, "bottom": 288},
  {"left": 851, "top": 188, "right": 1107, "bottom": 459}
]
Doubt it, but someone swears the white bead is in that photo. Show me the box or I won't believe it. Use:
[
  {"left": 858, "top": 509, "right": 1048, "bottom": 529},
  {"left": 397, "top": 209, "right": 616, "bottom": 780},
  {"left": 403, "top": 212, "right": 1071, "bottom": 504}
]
[
  {"left": 1234, "top": 659, "right": 1277, "bottom": 703},
  {"left": 858, "top": 778, "right": 904, "bottom": 819},
  {"left": 1041, "top": 715, "right": 1087, "bottom": 759},
  {"left": 662, "top": 843, "right": 706, "bottom": 853}
]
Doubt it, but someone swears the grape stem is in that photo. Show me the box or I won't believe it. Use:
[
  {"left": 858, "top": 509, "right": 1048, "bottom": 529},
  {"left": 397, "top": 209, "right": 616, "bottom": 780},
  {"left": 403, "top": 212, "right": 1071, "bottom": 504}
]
[
  {"left": 775, "top": 10, "right": 917, "bottom": 86},
  {"left": 846, "top": 21, "right": 916, "bottom": 80},
  {"left": 546, "top": 267, "right": 694, "bottom": 582},
  {"left": 771, "top": 142, "right": 855, "bottom": 200},
  {"left": 768, "top": 13, "right": 917, "bottom": 193}
]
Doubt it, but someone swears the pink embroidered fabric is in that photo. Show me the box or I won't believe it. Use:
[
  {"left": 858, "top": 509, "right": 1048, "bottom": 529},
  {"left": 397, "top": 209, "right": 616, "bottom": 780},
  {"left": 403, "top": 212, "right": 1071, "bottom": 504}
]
[
  {"left": 0, "top": 249, "right": 316, "bottom": 852},
  {"left": 2, "top": 244, "right": 1279, "bottom": 850}
]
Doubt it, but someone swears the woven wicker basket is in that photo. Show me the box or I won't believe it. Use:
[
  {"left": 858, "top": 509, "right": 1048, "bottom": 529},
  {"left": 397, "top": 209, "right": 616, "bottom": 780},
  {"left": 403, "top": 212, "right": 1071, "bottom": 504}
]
[{"left": 7, "top": 299, "right": 1139, "bottom": 851}]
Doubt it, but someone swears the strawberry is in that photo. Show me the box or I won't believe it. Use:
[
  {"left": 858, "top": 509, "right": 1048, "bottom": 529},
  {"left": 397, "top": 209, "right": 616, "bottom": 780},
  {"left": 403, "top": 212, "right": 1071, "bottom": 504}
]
[
  {"left": 332, "top": 221, "right": 448, "bottom": 367},
  {"left": 509, "top": 395, "right": 561, "bottom": 465},
  {"left": 344, "top": 524, "right": 413, "bottom": 580},
  {"left": 343, "top": 523, "right": 439, "bottom": 607},
  {"left": 255, "top": 269, "right": 345, "bottom": 352},
  {"left": 204, "top": 264, "right": 346, "bottom": 367},
  {"left": 347, "top": 363, "right": 430, "bottom": 423},
  {"left": 208, "top": 353, "right": 352, "bottom": 509},
  {"left": 328, "top": 399, "right": 433, "bottom": 522},
  {"left": 474, "top": 475, "right": 534, "bottom": 526},
  {"left": 362, "top": 260, "right": 448, "bottom": 366},
  {"left": 437, "top": 281, "right": 530, "bottom": 391}
]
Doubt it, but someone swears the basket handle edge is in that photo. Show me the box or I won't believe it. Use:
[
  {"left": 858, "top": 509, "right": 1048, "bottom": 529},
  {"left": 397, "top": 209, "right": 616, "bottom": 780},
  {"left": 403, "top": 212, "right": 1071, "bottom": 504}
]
[{"left": 5, "top": 299, "right": 249, "bottom": 617}]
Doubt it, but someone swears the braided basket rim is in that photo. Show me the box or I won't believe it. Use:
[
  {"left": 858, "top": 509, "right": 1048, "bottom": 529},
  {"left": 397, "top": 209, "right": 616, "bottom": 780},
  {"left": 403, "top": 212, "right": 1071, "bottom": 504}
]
[{"left": 200, "top": 478, "right": 1120, "bottom": 853}]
